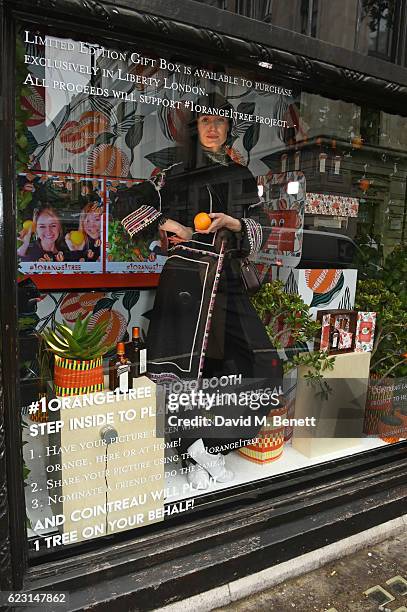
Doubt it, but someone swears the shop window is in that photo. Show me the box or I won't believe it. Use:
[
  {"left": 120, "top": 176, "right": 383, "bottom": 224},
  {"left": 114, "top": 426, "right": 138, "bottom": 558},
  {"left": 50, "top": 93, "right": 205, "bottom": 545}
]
[
  {"left": 194, "top": 0, "right": 229, "bottom": 8},
  {"left": 235, "top": 0, "right": 273, "bottom": 21},
  {"left": 194, "top": 0, "right": 273, "bottom": 22},
  {"left": 360, "top": 107, "right": 381, "bottom": 146},
  {"left": 300, "top": 0, "right": 319, "bottom": 37},
  {"left": 363, "top": 0, "right": 396, "bottom": 60},
  {"left": 15, "top": 21, "right": 406, "bottom": 563}
]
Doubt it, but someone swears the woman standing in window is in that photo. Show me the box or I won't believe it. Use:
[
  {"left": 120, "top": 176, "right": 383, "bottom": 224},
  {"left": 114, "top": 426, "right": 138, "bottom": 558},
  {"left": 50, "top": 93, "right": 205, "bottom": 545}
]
[{"left": 117, "top": 94, "right": 283, "bottom": 489}]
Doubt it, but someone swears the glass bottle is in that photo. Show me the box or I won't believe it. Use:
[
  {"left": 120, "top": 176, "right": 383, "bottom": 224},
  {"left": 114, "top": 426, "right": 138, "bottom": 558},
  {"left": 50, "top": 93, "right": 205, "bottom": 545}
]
[
  {"left": 128, "top": 326, "right": 147, "bottom": 382},
  {"left": 109, "top": 342, "right": 131, "bottom": 393},
  {"left": 330, "top": 320, "right": 340, "bottom": 350}
]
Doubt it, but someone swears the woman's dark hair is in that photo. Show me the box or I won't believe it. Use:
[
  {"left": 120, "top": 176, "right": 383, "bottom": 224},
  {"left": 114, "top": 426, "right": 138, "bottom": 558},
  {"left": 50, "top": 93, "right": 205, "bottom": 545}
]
[{"left": 180, "top": 92, "right": 234, "bottom": 169}]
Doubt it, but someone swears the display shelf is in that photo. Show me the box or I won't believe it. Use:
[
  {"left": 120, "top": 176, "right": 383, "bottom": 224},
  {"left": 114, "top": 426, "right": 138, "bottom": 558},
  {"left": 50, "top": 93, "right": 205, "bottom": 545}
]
[
  {"left": 164, "top": 437, "right": 388, "bottom": 503},
  {"left": 27, "top": 273, "right": 160, "bottom": 291}
]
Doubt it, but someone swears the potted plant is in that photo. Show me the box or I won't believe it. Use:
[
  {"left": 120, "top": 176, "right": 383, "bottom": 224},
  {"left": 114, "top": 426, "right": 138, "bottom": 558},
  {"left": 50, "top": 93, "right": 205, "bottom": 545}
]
[
  {"left": 41, "top": 314, "right": 114, "bottom": 397},
  {"left": 249, "top": 281, "right": 334, "bottom": 452},
  {"left": 251, "top": 280, "right": 334, "bottom": 381},
  {"left": 355, "top": 276, "right": 407, "bottom": 440}
]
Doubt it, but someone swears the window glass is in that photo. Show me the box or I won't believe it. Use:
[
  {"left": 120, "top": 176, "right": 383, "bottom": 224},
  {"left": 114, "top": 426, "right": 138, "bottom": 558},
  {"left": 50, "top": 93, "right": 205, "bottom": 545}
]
[
  {"left": 194, "top": 0, "right": 401, "bottom": 63},
  {"left": 16, "top": 23, "right": 406, "bottom": 559}
]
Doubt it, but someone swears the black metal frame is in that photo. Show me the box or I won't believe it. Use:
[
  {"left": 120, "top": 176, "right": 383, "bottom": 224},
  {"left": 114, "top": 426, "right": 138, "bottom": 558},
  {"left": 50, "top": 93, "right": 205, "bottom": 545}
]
[{"left": 0, "top": 0, "right": 406, "bottom": 606}]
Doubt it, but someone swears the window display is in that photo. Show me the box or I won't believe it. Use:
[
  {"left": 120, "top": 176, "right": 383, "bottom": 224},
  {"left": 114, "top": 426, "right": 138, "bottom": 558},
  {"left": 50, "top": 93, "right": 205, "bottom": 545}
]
[{"left": 15, "top": 22, "right": 406, "bottom": 561}]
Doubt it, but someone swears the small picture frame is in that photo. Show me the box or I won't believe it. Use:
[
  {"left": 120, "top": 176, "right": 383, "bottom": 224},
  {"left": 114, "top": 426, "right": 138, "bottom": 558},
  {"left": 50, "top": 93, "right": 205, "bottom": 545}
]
[{"left": 316, "top": 309, "right": 357, "bottom": 355}]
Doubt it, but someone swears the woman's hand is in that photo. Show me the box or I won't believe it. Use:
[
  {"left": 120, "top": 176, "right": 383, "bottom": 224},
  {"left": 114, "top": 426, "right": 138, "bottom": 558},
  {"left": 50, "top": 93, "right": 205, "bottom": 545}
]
[
  {"left": 65, "top": 232, "right": 85, "bottom": 251},
  {"left": 174, "top": 224, "right": 194, "bottom": 241},
  {"left": 17, "top": 226, "right": 33, "bottom": 256},
  {"left": 161, "top": 219, "right": 193, "bottom": 244},
  {"left": 197, "top": 212, "right": 242, "bottom": 234}
]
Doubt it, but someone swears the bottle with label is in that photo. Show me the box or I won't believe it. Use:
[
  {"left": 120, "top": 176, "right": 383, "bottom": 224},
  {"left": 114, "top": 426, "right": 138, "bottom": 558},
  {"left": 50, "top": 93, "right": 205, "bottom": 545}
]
[
  {"left": 128, "top": 326, "right": 147, "bottom": 382},
  {"left": 330, "top": 322, "right": 340, "bottom": 351},
  {"left": 109, "top": 342, "right": 131, "bottom": 393}
]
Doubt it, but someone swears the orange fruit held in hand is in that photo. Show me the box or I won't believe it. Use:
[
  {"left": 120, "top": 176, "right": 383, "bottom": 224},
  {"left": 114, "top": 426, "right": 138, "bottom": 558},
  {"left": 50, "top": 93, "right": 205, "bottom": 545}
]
[
  {"left": 23, "top": 220, "right": 35, "bottom": 232},
  {"left": 194, "top": 212, "right": 212, "bottom": 231},
  {"left": 70, "top": 230, "right": 85, "bottom": 246}
]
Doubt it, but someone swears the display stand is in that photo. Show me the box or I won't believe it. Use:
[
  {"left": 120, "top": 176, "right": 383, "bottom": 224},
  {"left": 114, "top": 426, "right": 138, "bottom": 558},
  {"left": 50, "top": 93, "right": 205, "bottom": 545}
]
[
  {"left": 47, "top": 377, "right": 165, "bottom": 542},
  {"left": 292, "top": 352, "right": 371, "bottom": 458}
]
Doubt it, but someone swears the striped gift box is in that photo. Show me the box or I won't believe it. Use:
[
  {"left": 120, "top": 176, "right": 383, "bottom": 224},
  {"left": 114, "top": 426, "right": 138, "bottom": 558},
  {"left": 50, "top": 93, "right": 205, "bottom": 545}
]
[
  {"left": 238, "top": 405, "right": 287, "bottom": 464},
  {"left": 54, "top": 356, "right": 104, "bottom": 397}
]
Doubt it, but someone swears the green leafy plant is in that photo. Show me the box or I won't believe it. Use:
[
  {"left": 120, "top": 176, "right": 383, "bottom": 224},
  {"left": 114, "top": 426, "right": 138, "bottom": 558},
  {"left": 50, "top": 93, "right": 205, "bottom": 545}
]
[
  {"left": 353, "top": 231, "right": 384, "bottom": 280},
  {"left": 251, "top": 281, "right": 335, "bottom": 392},
  {"left": 380, "top": 246, "right": 407, "bottom": 310},
  {"left": 252, "top": 281, "right": 321, "bottom": 349},
  {"left": 289, "top": 350, "right": 335, "bottom": 400},
  {"left": 108, "top": 219, "right": 150, "bottom": 262},
  {"left": 355, "top": 279, "right": 407, "bottom": 380},
  {"left": 41, "top": 314, "right": 113, "bottom": 360}
]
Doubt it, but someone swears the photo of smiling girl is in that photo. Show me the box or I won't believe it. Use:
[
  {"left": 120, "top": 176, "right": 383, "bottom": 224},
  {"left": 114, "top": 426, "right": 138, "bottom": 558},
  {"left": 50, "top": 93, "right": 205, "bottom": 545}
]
[
  {"left": 65, "top": 202, "right": 102, "bottom": 262},
  {"left": 17, "top": 205, "right": 69, "bottom": 262}
]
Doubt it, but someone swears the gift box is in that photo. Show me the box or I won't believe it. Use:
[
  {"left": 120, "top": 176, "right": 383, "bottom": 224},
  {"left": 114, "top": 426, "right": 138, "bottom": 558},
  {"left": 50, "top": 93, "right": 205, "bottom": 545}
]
[
  {"left": 355, "top": 312, "right": 376, "bottom": 353},
  {"left": 238, "top": 405, "right": 287, "bottom": 464},
  {"left": 315, "top": 309, "right": 357, "bottom": 355}
]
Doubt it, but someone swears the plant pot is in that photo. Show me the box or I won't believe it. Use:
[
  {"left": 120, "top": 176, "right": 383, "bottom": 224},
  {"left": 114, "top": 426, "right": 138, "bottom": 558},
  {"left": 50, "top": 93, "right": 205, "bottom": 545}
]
[
  {"left": 363, "top": 380, "right": 393, "bottom": 435},
  {"left": 238, "top": 404, "right": 287, "bottom": 464},
  {"left": 54, "top": 355, "right": 104, "bottom": 397},
  {"left": 394, "top": 407, "right": 407, "bottom": 435},
  {"left": 377, "top": 414, "right": 403, "bottom": 443}
]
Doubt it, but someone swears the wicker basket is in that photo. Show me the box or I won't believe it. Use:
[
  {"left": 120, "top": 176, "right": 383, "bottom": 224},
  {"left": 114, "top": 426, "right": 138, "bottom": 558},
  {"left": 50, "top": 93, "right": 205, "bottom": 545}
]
[
  {"left": 395, "top": 408, "right": 407, "bottom": 432},
  {"left": 377, "top": 413, "right": 404, "bottom": 443},
  {"left": 363, "top": 379, "right": 393, "bottom": 435},
  {"left": 54, "top": 355, "right": 104, "bottom": 397},
  {"left": 238, "top": 405, "right": 287, "bottom": 464}
]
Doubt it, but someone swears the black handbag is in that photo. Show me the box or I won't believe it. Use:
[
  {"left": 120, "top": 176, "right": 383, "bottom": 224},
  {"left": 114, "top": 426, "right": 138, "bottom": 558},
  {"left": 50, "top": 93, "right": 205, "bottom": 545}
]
[{"left": 240, "top": 257, "right": 262, "bottom": 296}]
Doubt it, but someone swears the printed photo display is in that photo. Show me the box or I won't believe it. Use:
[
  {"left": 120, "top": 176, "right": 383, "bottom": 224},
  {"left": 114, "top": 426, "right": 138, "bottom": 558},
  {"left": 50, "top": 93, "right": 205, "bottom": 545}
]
[
  {"left": 17, "top": 174, "right": 104, "bottom": 274},
  {"left": 106, "top": 179, "right": 167, "bottom": 273}
]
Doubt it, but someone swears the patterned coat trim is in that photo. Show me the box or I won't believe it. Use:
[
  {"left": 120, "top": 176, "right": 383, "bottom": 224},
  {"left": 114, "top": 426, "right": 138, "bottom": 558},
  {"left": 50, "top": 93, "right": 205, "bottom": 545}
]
[
  {"left": 241, "top": 217, "right": 263, "bottom": 254},
  {"left": 197, "top": 240, "right": 226, "bottom": 379},
  {"left": 121, "top": 205, "right": 162, "bottom": 237},
  {"left": 148, "top": 372, "right": 182, "bottom": 384}
]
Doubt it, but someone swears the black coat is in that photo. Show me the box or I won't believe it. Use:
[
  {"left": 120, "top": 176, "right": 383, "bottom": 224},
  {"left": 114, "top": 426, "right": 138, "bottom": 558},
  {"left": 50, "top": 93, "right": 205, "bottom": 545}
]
[{"left": 118, "top": 152, "right": 282, "bottom": 385}]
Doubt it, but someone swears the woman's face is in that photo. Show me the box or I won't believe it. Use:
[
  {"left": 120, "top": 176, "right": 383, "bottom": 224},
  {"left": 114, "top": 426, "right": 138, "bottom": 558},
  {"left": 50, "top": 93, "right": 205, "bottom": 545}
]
[
  {"left": 83, "top": 212, "right": 101, "bottom": 240},
  {"left": 197, "top": 116, "right": 229, "bottom": 152},
  {"left": 36, "top": 213, "right": 60, "bottom": 245}
]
